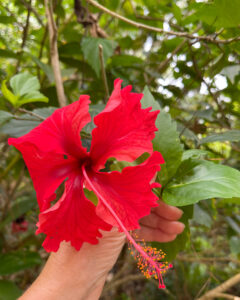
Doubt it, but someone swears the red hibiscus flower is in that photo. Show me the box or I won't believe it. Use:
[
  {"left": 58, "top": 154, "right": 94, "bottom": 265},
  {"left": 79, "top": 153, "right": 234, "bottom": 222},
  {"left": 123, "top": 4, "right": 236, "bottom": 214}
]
[{"left": 9, "top": 79, "right": 170, "bottom": 288}]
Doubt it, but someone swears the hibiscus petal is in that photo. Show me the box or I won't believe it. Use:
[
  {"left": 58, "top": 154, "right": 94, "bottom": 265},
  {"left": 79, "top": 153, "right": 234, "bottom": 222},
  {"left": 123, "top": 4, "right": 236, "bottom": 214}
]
[
  {"left": 8, "top": 95, "right": 91, "bottom": 158},
  {"left": 90, "top": 81, "right": 160, "bottom": 170},
  {"left": 7, "top": 143, "right": 77, "bottom": 211},
  {"left": 83, "top": 152, "right": 164, "bottom": 231},
  {"left": 37, "top": 174, "right": 112, "bottom": 252}
]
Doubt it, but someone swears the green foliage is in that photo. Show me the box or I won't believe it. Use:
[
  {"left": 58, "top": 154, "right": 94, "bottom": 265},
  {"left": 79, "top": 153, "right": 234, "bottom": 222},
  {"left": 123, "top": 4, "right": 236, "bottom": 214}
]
[
  {"left": 81, "top": 37, "right": 117, "bottom": 77},
  {"left": 0, "top": 251, "right": 41, "bottom": 275},
  {"left": 0, "top": 280, "right": 22, "bottom": 300},
  {"left": 141, "top": 86, "right": 183, "bottom": 185},
  {"left": 0, "top": 0, "right": 240, "bottom": 298},
  {"left": 153, "top": 205, "right": 193, "bottom": 261},
  {"left": 163, "top": 159, "right": 240, "bottom": 206},
  {"left": 200, "top": 130, "right": 240, "bottom": 144},
  {"left": 1, "top": 73, "right": 48, "bottom": 108}
]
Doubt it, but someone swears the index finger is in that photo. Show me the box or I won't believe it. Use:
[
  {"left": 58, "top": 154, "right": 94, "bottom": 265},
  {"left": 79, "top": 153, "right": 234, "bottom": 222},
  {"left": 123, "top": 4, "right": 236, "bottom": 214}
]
[{"left": 152, "top": 201, "right": 183, "bottom": 221}]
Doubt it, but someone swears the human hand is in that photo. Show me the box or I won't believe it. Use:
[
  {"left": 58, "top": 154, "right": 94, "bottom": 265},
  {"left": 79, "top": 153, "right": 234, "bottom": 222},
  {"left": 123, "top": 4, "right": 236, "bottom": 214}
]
[{"left": 20, "top": 201, "right": 184, "bottom": 300}]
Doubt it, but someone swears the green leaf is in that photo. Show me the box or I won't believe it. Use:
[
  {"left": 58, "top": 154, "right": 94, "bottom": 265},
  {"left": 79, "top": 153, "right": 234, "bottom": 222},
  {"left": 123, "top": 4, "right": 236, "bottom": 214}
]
[
  {"left": 0, "top": 251, "right": 41, "bottom": 275},
  {"left": 195, "top": 0, "right": 240, "bottom": 28},
  {"left": 163, "top": 159, "right": 240, "bottom": 206},
  {"left": 10, "top": 73, "right": 40, "bottom": 96},
  {"left": 2, "top": 73, "right": 49, "bottom": 107},
  {"left": 0, "top": 110, "right": 13, "bottom": 127},
  {"left": 141, "top": 86, "right": 183, "bottom": 185},
  {"left": 0, "top": 280, "right": 22, "bottom": 300},
  {"left": 0, "top": 118, "right": 40, "bottom": 137},
  {"left": 0, "top": 197, "right": 37, "bottom": 230},
  {"left": 30, "top": 55, "right": 54, "bottom": 83},
  {"left": 81, "top": 37, "right": 117, "bottom": 76},
  {"left": 110, "top": 55, "right": 143, "bottom": 67},
  {"left": 33, "top": 107, "right": 57, "bottom": 118},
  {"left": 152, "top": 205, "right": 193, "bottom": 261},
  {"left": 182, "top": 149, "right": 211, "bottom": 161},
  {"left": 193, "top": 204, "right": 212, "bottom": 228},
  {"left": 200, "top": 130, "right": 240, "bottom": 144},
  {"left": 17, "top": 91, "right": 48, "bottom": 106},
  {"left": 1, "top": 80, "right": 17, "bottom": 106}
]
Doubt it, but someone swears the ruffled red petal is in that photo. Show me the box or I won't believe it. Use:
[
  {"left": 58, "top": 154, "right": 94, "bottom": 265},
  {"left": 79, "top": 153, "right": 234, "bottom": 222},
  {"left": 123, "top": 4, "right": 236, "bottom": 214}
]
[
  {"left": 9, "top": 95, "right": 91, "bottom": 159},
  {"left": 7, "top": 143, "right": 77, "bottom": 211},
  {"left": 37, "top": 173, "right": 112, "bottom": 252},
  {"left": 84, "top": 152, "right": 164, "bottom": 231},
  {"left": 90, "top": 80, "right": 160, "bottom": 170}
]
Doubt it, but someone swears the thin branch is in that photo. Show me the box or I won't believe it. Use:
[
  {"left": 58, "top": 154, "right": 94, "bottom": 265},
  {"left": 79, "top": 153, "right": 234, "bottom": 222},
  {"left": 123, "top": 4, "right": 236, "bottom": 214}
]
[
  {"left": 98, "top": 44, "right": 109, "bottom": 101},
  {"left": 45, "top": 0, "right": 67, "bottom": 107},
  {"left": 18, "top": 108, "right": 46, "bottom": 121},
  {"left": 87, "top": 0, "right": 240, "bottom": 44},
  {"left": 15, "top": 0, "right": 32, "bottom": 73},
  {"left": 209, "top": 293, "right": 240, "bottom": 300},
  {"left": 19, "top": 0, "right": 44, "bottom": 26},
  {"left": 198, "top": 273, "right": 240, "bottom": 300}
]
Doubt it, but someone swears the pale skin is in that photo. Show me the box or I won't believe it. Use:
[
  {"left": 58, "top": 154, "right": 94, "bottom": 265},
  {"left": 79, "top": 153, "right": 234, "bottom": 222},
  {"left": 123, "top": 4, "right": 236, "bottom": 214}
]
[{"left": 20, "top": 201, "right": 184, "bottom": 300}]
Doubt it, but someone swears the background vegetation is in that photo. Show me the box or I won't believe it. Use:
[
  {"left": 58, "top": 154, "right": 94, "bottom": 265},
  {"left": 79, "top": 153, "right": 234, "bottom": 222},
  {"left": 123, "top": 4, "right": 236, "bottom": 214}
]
[{"left": 0, "top": 0, "right": 240, "bottom": 299}]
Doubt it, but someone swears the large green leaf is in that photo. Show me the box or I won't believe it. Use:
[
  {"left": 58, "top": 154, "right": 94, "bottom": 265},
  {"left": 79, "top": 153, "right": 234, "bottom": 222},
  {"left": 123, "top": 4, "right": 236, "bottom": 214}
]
[
  {"left": 0, "top": 118, "right": 40, "bottom": 137},
  {"left": 152, "top": 205, "right": 193, "bottom": 261},
  {"left": 81, "top": 37, "right": 117, "bottom": 77},
  {"left": 0, "top": 280, "right": 22, "bottom": 300},
  {"left": 141, "top": 86, "right": 183, "bottom": 185},
  {"left": 195, "top": 0, "right": 240, "bottom": 28},
  {"left": 0, "top": 251, "right": 41, "bottom": 275},
  {"left": 2, "top": 73, "right": 48, "bottom": 108},
  {"left": 10, "top": 73, "right": 40, "bottom": 96},
  {"left": 163, "top": 159, "right": 240, "bottom": 206},
  {"left": 200, "top": 130, "right": 240, "bottom": 144}
]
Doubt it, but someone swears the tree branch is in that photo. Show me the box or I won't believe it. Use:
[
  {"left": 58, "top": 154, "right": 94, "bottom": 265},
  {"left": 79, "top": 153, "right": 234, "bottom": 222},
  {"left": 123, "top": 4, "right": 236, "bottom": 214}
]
[
  {"left": 198, "top": 273, "right": 240, "bottom": 300},
  {"left": 87, "top": 0, "right": 240, "bottom": 44},
  {"left": 44, "top": 0, "right": 67, "bottom": 107}
]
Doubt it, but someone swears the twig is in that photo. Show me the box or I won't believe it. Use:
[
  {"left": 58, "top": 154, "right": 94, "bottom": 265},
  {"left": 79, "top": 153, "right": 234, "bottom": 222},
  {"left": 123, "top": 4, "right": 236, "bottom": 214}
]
[
  {"left": 45, "top": 0, "right": 67, "bottom": 107},
  {"left": 19, "top": 0, "right": 44, "bottom": 26},
  {"left": 87, "top": 0, "right": 240, "bottom": 45},
  {"left": 198, "top": 273, "right": 240, "bottom": 300},
  {"left": 208, "top": 293, "right": 240, "bottom": 300},
  {"left": 15, "top": 0, "right": 32, "bottom": 73},
  {"left": 18, "top": 108, "right": 46, "bottom": 121},
  {"left": 98, "top": 44, "right": 109, "bottom": 101}
]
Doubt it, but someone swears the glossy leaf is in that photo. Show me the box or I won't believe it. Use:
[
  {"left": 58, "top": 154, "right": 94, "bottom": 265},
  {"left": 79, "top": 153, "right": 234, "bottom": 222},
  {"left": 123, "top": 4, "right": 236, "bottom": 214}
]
[
  {"left": 141, "top": 86, "right": 183, "bottom": 185},
  {"left": 163, "top": 159, "right": 240, "bottom": 206},
  {"left": 200, "top": 130, "right": 240, "bottom": 144}
]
